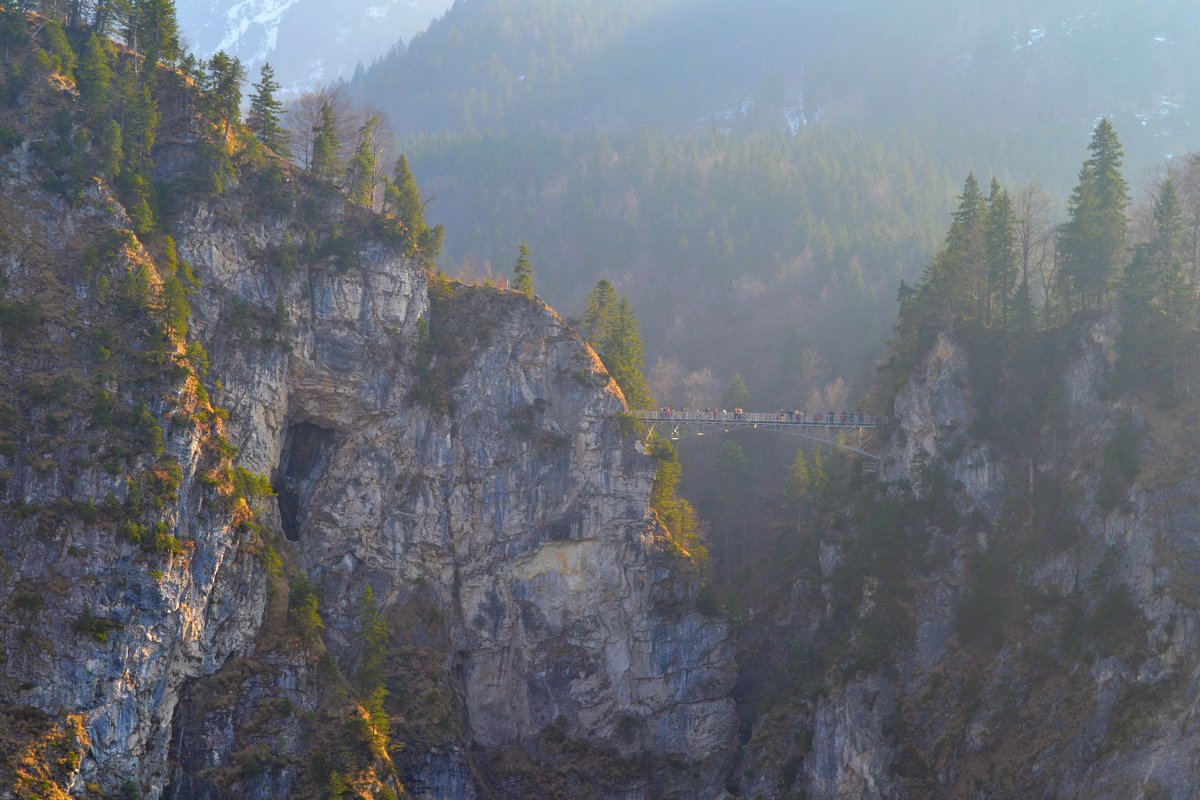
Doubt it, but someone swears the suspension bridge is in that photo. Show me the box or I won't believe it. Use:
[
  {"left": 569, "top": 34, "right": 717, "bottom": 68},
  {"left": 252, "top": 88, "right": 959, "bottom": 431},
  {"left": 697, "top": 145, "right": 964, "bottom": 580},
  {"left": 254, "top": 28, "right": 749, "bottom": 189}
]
[{"left": 632, "top": 409, "right": 888, "bottom": 462}]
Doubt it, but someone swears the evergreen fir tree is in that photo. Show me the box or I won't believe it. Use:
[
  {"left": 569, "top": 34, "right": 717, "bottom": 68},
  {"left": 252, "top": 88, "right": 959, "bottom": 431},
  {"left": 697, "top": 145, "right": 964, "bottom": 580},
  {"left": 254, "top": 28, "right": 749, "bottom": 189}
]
[
  {"left": 721, "top": 374, "right": 750, "bottom": 409},
  {"left": 117, "top": 66, "right": 158, "bottom": 232},
  {"left": 120, "top": 76, "right": 157, "bottom": 177},
  {"left": 309, "top": 101, "right": 339, "bottom": 182},
  {"left": 346, "top": 114, "right": 380, "bottom": 206},
  {"left": 386, "top": 154, "right": 425, "bottom": 232},
  {"left": 1058, "top": 119, "right": 1129, "bottom": 310},
  {"left": 41, "top": 21, "right": 76, "bottom": 80},
  {"left": 89, "top": 0, "right": 128, "bottom": 39},
  {"left": 580, "top": 279, "right": 652, "bottom": 408},
  {"left": 984, "top": 177, "right": 1017, "bottom": 327},
  {"left": 1153, "top": 177, "right": 1184, "bottom": 281},
  {"left": 418, "top": 223, "right": 445, "bottom": 264},
  {"left": 0, "top": 6, "right": 29, "bottom": 60},
  {"left": 98, "top": 118, "right": 122, "bottom": 180},
  {"left": 512, "top": 240, "right": 534, "bottom": 297},
  {"left": 246, "top": 62, "right": 287, "bottom": 154},
  {"left": 648, "top": 437, "right": 702, "bottom": 557},
  {"left": 384, "top": 153, "right": 444, "bottom": 263},
  {"left": 1116, "top": 244, "right": 1163, "bottom": 394},
  {"left": 131, "top": 0, "right": 179, "bottom": 68},
  {"left": 583, "top": 278, "right": 617, "bottom": 343},
  {"left": 77, "top": 33, "right": 114, "bottom": 114},
  {"left": 1153, "top": 178, "right": 1192, "bottom": 398},
  {"left": 944, "top": 171, "right": 987, "bottom": 317},
  {"left": 205, "top": 51, "right": 245, "bottom": 136},
  {"left": 601, "top": 296, "right": 653, "bottom": 408}
]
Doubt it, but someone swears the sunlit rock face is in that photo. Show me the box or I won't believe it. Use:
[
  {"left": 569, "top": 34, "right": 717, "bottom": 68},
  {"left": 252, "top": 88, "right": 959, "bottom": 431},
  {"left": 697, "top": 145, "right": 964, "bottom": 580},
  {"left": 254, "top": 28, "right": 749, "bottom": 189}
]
[
  {"left": 0, "top": 78, "right": 736, "bottom": 797},
  {"left": 170, "top": 189, "right": 739, "bottom": 796}
]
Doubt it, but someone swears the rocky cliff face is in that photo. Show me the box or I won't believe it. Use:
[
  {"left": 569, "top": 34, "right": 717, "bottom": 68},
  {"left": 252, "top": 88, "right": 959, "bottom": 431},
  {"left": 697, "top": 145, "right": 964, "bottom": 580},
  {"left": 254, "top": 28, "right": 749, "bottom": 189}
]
[
  {"left": 732, "top": 316, "right": 1200, "bottom": 799},
  {"left": 0, "top": 55, "right": 735, "bottom": 799}
]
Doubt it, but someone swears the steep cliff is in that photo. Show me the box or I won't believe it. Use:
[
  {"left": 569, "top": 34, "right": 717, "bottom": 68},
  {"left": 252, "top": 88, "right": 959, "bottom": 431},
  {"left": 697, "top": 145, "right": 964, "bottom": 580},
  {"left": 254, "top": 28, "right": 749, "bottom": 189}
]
[
  {"left": 733, "top": 316, "right": 1200, "bottom": 799},
  {"left": 0, "top": 31, "right": 735, "bottom": 800}
]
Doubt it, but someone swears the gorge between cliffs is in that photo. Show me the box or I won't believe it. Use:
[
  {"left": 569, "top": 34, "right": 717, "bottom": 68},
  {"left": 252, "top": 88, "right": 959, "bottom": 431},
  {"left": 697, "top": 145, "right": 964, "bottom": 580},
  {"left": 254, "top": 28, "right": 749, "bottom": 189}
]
[{"left": 6, "top": 18, "right": 1200, "bottom": 800}]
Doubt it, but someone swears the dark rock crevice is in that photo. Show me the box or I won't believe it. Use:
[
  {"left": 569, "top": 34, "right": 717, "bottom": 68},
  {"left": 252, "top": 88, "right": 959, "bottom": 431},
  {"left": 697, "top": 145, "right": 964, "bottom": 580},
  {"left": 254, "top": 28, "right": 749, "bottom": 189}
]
[{"left": 274, "top": 421, "right": 339, "bottom": 542}]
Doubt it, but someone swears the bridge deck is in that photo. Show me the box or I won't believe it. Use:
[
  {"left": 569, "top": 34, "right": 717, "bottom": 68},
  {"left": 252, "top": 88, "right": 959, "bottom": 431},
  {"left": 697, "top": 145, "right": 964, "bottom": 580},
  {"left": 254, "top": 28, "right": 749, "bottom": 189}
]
[{"left": 633, "top": 410, "right": 884, "bottom": 428}]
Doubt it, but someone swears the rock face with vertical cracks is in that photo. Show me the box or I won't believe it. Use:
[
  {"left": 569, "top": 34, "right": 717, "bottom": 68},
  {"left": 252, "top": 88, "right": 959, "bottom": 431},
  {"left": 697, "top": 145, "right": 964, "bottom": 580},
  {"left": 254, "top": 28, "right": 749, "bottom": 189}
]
[
  {"left": 169, "top": 192, "right": 739, "bottom": 797},
  {"left": 0, "top": 78, "right": 736, "bottom": 796}
]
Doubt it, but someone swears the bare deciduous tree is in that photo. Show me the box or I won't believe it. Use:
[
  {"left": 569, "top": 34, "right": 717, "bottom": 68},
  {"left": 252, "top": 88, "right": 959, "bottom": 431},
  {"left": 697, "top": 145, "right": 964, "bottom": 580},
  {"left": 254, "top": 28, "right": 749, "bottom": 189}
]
[
  {"left": 648, "top": 356, "right": 685, "bottom": 404},
  {"left": 1168, "top": 154, "right": 1200, "bottom": 288},
  {"left": 284, "top": 85, "right": 360, "bottom": 173},
  {"left": 681, "top": 368, "right": 718, "bottom": 409},
  {"left": 1014, "top": 178, "right": 1055, "bottom": 324}
]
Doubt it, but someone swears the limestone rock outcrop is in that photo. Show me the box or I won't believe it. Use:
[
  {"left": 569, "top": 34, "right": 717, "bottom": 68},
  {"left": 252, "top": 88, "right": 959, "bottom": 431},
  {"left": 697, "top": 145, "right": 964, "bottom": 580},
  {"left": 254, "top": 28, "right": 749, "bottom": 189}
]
[{"left": 0, "top": 65, "right": 736, "bottom": 798}]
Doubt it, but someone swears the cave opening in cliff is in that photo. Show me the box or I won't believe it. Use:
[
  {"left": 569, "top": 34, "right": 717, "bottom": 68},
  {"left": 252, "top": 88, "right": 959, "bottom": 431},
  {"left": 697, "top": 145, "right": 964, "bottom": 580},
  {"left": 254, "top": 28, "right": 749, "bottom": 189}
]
[{"left": 274, "top": 421, "right": 339, "bottom": 542}]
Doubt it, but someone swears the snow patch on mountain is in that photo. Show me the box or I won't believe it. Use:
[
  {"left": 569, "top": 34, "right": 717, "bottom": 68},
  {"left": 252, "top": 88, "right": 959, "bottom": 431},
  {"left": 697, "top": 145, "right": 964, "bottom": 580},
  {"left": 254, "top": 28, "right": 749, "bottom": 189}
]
[
  {"left": 213, "top": 0, "right": 301, "bottom": 62},
  {"left": 177, "top": 0, "right": 453, "bottom": 95}
]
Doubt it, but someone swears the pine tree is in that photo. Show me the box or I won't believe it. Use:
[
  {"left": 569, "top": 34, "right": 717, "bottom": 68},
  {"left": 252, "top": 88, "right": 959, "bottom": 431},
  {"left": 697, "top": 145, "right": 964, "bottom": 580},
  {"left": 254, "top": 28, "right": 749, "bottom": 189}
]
[
  {"left": 205, "top": 51, "right": 245, "bottom": 136},
  {"left": 1152, "top": 177, "right": 1184, "bottom": 284},
  {"left": 583, "top": 278, "right": 617, "bottom": 343},
  {"left": 1152, "top": 178, "right": 1192, "bottom": 399},
  {"left": 41, "top": 20, "right": 76, "bottom": 80},
  {"left": 1058, "top": 119, "right": 1129, "bottom": 310},
  {"left": 943, "top": 172, "right": 987, "bottom": 317},
  {"left": 354, "top": 585, "right": 389, "bottom": 694},
  {"left": 246, "top": 62, "right": 287, "bottom": 155},
  {"left": 0, "top": 6, "right": 29, "bottom": 61},
  {"left": 386, "top": 154, "right": 424, "bottom": 231},
  {"left": 384, "top": 153, "right": 444, "bottom": 263},
  {"left": 89, "top": 0, "right": 129, "bottom": 39},
  {"left": 721, "top": 374, "right": 750, "bottom": 409},
  {"left": 160, "top": 235, "right": 190, "bottom": 339},
  {"left": 419, "top": 223, "right": 445, "bottom": 264},
  {"left": 512, "top": 240, "right": 533, "bottom": 297},
  {"left": 117, "top": 66, "right": 158, "bottom": 232},
  {"left": 346, "top": 114, "right": 380, "bottom": 206},
  {"left": 130, "top": 0, "right": 179, "bottom": 68},
  {"left": 581, "top": 280, "right": 652, "bottom": 408},
  {"left": 984, "top": 177, "right": 1017, "bottom": 327},
  {"left": 601, "top": 296, "right": 653, "bottom": 408},
  {"left": 1116, "top": 244, "right": 1164, "bottom": 394},
  {"left": 309, "top": 101, "right": 339, "bottom": 182},
  {"left": 77, "top": 33, "right": 114, "bottom": 114},
  {"left": 98, "top": 119, "right": 122, "bottom": 180}
]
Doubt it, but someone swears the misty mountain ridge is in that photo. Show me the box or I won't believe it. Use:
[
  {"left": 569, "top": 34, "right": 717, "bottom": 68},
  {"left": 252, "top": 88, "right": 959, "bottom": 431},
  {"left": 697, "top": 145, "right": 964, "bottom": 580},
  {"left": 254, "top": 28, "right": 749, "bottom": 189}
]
[
  {"left": 344, "top": 0, "right": 1200, "bottom": 187},
  {"left": 175, "top": 0, "right": 453, "bottom": 94}
]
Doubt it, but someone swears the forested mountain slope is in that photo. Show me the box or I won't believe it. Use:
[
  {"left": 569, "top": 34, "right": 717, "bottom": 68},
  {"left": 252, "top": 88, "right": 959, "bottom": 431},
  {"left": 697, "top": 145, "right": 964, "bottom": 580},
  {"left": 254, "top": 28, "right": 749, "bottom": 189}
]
[
  {"left": 717, "top": 114, "right": 1200, "bottom": 797},
  {"left": 328, "top": 0, "right": 1200, "bottom": 410},
  {"left": 351, "top": 0, "right": 1200, "bottom": 183},
  {"left": 407, "top": 129, "right": 953, "bottom": 406}
]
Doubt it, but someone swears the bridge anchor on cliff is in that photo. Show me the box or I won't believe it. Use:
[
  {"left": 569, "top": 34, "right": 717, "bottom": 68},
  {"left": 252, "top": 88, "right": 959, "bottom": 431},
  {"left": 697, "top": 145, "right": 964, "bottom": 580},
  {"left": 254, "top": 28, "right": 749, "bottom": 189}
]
[{"left": 632, "top": 409, "right": 886, "bottom": 464}]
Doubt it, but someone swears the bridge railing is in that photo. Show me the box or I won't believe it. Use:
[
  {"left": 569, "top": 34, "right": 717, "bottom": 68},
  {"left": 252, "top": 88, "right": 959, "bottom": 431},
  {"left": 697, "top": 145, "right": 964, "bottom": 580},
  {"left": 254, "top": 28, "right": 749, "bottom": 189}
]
[{"left": 632, "top": 410, "right": 887, "bottom": 427}]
